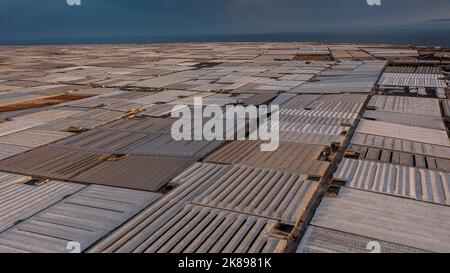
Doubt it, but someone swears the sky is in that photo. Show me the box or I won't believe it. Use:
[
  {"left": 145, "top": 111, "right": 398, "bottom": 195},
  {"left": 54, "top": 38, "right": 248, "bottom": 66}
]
[{"left": 0, "top": 0, "right": 449, "bottom": 45}]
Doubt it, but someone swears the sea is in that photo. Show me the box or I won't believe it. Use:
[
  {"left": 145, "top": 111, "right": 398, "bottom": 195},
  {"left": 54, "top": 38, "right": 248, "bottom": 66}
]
[{"left": 1, "top": 29, "right": 449, "bottom": 48}]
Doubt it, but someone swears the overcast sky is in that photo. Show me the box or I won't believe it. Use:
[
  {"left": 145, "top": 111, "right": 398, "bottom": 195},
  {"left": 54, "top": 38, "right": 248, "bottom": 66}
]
[{"left": 1, "top": 0, "right": 449, "bottom": 44}]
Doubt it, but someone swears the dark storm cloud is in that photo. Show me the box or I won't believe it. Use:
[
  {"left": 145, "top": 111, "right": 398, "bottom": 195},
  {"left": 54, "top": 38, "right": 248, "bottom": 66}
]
[{"left": 428, "top": 18, "right": 450, "bottom": 22}]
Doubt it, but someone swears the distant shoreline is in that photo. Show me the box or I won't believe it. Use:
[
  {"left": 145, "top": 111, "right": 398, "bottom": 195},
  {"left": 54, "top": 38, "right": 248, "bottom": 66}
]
[{"left": 1, "top": 30, "right": 449, "bottom": 48}]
